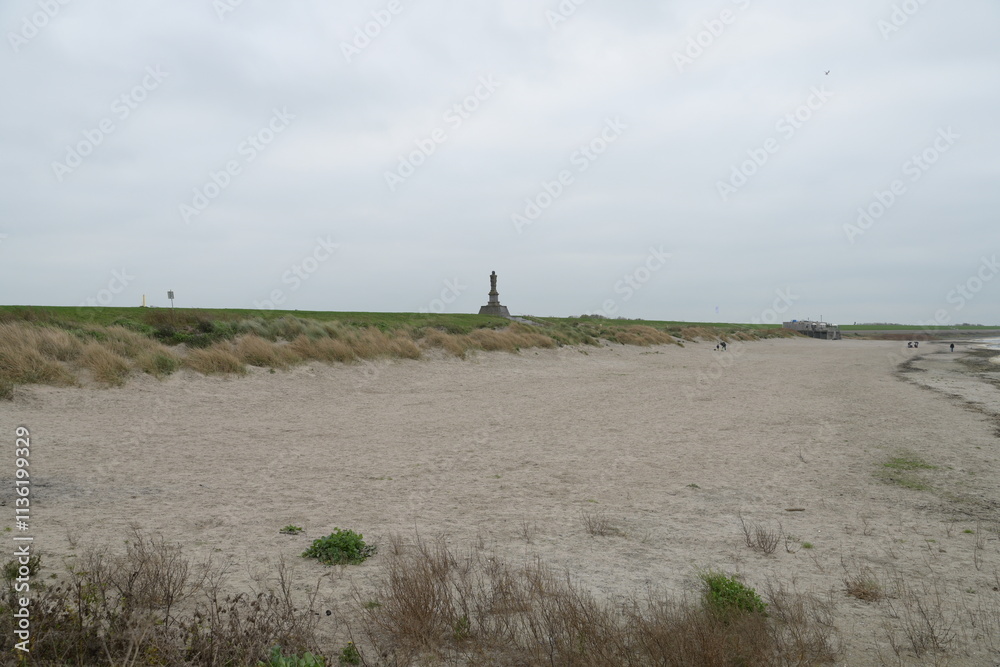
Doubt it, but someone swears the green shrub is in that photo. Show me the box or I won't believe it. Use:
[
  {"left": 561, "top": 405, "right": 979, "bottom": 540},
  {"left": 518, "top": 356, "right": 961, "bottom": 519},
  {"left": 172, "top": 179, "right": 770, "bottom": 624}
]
[
  {"left": 302, "top": 528, "right": 376, "bottom": 565},
  {"left": 338, "top": 642, "right": 361, "bottom": 665},
  {"left": 258, "top": 646, "right": 326, "bottom": 666},
  {"left": 139, "top": 350, "right": 181, "bottom": 377},
  {"left": 3, "top": 554, "right": 41, "bottom": 582},
  {"left": 110, "top": 317, "right": 154, "bottom": 335},
  {"left": 701, "top": 572, "right": 767, "bottom": 615}
]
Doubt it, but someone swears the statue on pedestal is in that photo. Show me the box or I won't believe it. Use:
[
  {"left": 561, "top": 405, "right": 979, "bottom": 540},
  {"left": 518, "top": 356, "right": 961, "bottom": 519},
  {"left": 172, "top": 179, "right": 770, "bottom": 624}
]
[{"left": 478, "top": 270, "right": 511, "bottom": 318}]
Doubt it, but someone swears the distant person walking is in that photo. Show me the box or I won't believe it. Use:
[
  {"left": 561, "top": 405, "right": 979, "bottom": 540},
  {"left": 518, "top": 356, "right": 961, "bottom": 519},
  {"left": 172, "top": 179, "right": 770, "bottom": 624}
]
[
  {"left": 721, "top": 341, "right": 727, "bottom": 351},
  {"left": 950, "top": 343, "right": 955, "bottom": 352}
]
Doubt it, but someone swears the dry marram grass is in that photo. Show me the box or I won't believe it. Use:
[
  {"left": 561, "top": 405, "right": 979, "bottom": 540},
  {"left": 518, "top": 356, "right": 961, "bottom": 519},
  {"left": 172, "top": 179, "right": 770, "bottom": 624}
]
[
  {"left": 356, "top": 536, "right": 839, "bottom": 666},
  {"left": 183, "top": 343, "right": 247, "bottom": 374}
]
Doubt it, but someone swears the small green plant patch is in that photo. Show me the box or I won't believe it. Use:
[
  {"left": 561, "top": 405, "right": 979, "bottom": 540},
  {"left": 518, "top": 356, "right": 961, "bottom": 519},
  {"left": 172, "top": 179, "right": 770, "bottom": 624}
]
[
  {"left": 3, "top": 554, "right": 41, "bottom": 582},
  {"left": 281, "top": 525, "right": 304, "bottom": 535},
  {"left": 258, "top": 646, "right": 326, "bottom": 666},
  {"left": 883, "top": 455, "right": 936, "bottom": 471},
  {"left": 338, "top": 642, "right": 361, "bottom": 665},
  {"left": 453, "top": 614, "right": 472, "bottom": 641},
  {"left": 877, "top": 453, "right": 937, "bottom": 491},
  {"left": 701, "top": 571, "right": 767, "bottom": 616},
  {"left": 303, "top": 528, "right": 376, "bottom": 565}
]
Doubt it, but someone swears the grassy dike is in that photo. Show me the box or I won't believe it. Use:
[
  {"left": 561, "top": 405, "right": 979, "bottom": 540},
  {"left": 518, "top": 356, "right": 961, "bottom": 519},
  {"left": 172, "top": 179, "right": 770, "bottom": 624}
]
[{"left": 0, "top": 305, "right": 797, "bottom": 397}]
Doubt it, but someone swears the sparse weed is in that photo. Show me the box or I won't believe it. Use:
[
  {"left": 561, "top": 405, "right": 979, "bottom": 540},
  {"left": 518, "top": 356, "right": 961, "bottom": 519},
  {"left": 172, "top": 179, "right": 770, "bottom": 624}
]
[
  {"left": 844, "top": 568, "right": 884, "bottom": 602},
  {"left": 582, "top": 510, "right": 623, "bottom": 537},
  {"left": 738, "top": 512, "right": 782, "bottom": 555}
]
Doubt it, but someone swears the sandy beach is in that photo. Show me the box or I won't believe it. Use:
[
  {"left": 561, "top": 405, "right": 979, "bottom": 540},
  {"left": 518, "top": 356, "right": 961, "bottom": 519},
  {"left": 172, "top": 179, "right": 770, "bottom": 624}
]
[{"left": 5, "top": 337, "right": 1000, "bottom": 664}]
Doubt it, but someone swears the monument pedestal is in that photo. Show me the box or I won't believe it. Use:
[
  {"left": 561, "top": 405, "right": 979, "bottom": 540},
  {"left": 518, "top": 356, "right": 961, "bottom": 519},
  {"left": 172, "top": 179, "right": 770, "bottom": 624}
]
[
  {"left": 478, "top": 304, "right": 511, "bottom": 317},
  {"left": 478, "top": 270, "right": 511, "bottom": 318}
]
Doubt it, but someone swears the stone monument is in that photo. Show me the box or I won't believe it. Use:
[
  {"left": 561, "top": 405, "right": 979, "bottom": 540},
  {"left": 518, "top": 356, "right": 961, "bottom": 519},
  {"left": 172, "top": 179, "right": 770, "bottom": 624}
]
[{"left": 478, "top": 270, "right": 511, "bottom": 318}]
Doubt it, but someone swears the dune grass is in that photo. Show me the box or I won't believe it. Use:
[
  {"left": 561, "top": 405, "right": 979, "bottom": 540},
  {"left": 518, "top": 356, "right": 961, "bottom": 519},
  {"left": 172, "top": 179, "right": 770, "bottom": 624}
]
[
  {"left": 183, "top": 343, "right": 247, "bottom": 375},
  {"left": 0, "top": 307, "right": 801, "bottom": 395},
  {"left": 78, "top": 342, "right": 132, "bottom": 387}
]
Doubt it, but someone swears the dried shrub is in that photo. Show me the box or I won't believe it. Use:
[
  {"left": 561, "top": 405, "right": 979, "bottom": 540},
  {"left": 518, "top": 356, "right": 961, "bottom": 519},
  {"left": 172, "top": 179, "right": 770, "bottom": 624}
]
[
  {"left": 358, "top": 536, "right": 839, "bottom": 666},
  {"left": 738, "top": 513, "right": 782, "bottom": 556},
  {"left": 843, "top": 565, "right": 883, "bottom": 603},
  {"left": 0, "top": 528, "right": 323, "bottom": 665},
  {"left": 582, "top": 511, "right": 623, "bottom": 537}
]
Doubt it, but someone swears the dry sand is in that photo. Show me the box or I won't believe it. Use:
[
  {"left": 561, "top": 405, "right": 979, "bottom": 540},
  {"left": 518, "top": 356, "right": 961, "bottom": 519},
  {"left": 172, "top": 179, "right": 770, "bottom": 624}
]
[{"left": 4, "top": 337, "right": 1000, "bottom": 664}]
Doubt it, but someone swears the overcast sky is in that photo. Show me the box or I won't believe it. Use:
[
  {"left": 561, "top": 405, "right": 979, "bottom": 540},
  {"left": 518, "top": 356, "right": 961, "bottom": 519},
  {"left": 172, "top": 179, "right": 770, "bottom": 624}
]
[{"left": 2, "top": 0, "right": 998, "bottom": 325}]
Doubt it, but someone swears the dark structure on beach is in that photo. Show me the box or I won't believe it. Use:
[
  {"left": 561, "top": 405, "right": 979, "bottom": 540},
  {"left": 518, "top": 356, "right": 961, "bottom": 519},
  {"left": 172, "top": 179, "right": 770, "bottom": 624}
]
[
  {"left": 478, "top": 271, "right": 511, "bottom": 318},
  {"left": 783, "top": 320, "right": 841, "bottom": 340}
]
